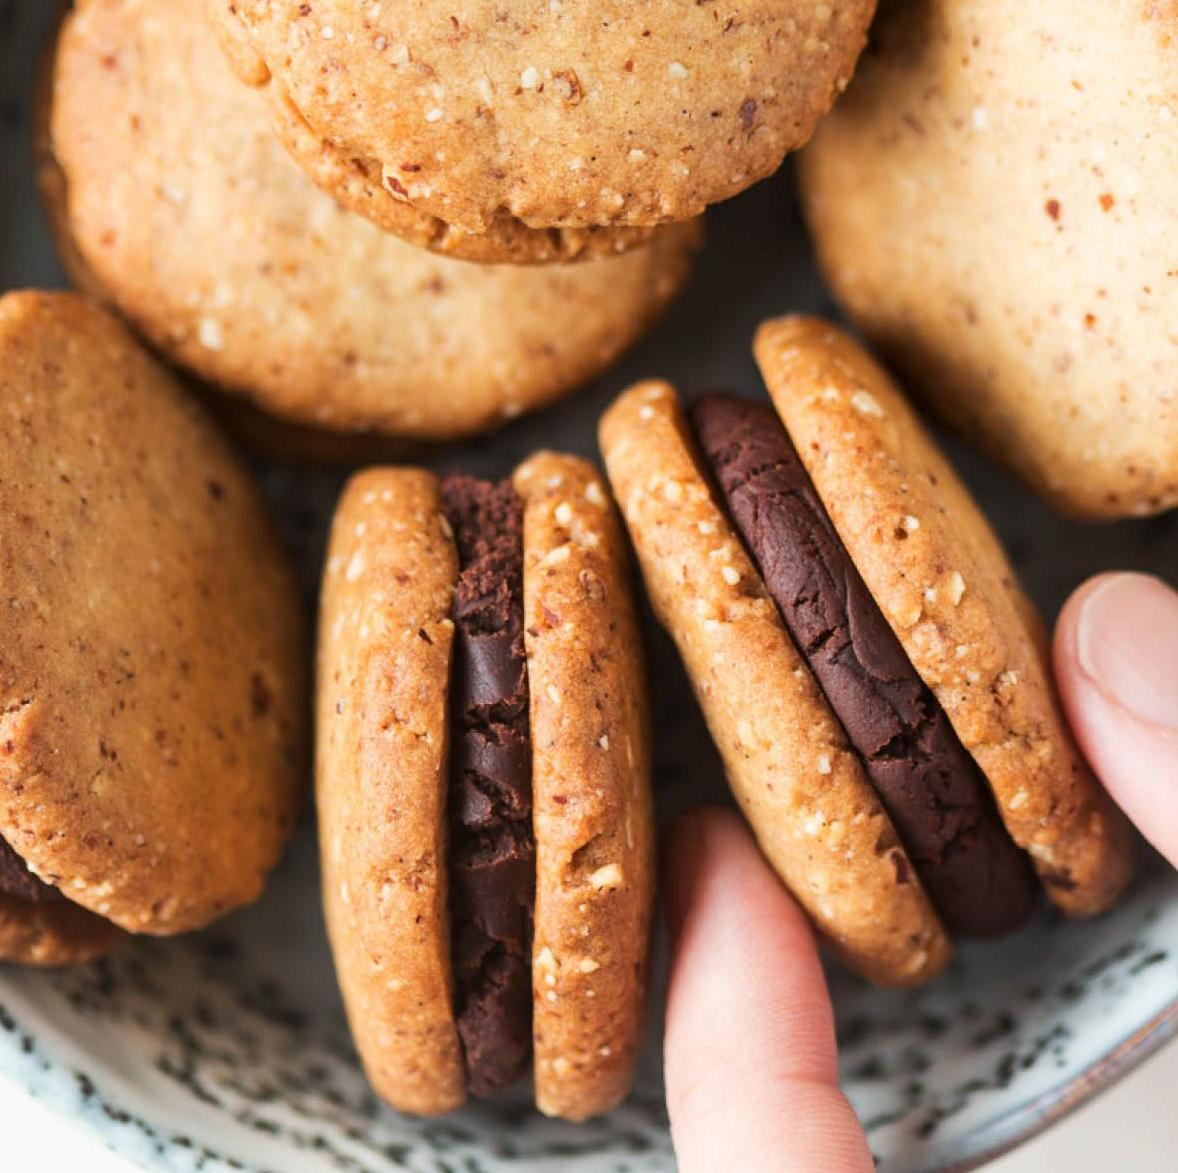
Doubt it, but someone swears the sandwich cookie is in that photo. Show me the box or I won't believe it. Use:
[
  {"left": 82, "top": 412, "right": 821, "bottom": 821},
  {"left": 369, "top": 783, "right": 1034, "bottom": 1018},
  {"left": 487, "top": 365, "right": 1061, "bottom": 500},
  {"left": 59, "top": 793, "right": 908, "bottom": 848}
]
[
  {"left": 800, "top": 0, "right": 1178, "bottom": 518},
  {"left": 317, "top": 454, "right": 654, "bottom": 1118},
  {"left": 0, "top": 291, "right": 305, "bottom": 965},
  {"left": 207, "top": 0, "right": 877, "bottom": 233},
  {"left": 600, "top": 316, "right": 1133, "bottom": 985},
  {"left": 41, "top": 0, "right": 700, "bottom": 444}
]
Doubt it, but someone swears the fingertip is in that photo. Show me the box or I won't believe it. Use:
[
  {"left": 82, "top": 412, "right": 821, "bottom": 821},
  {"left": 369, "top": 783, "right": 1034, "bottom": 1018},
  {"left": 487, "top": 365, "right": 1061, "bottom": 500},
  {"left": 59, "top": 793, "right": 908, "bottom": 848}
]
[{"left": 1054, "top": 571, "right": 1178, "bottom": 864}]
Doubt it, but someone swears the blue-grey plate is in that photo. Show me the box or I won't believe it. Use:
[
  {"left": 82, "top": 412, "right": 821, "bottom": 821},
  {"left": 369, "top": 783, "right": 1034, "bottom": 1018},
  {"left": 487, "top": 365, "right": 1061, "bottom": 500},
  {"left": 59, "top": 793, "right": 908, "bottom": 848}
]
[{"left": 3, "top": 3, "right": 1178, "bottom": 1170}]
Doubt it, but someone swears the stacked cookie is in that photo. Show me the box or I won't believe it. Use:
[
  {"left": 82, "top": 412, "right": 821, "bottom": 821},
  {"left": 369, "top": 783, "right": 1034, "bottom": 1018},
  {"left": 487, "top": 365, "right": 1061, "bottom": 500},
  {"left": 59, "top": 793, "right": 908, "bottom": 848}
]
[
  {"left": 40, "top": 0, "right": 703, "bottom": 446},
  {"left": 601, "top": 319, "right": 1132, "bottom": 985},
  {"left": 207, "top": 0, "right": 876, "bottom": 254},
  {"left": 317, "top": 457, "right": 654, "bottom": 1120}
]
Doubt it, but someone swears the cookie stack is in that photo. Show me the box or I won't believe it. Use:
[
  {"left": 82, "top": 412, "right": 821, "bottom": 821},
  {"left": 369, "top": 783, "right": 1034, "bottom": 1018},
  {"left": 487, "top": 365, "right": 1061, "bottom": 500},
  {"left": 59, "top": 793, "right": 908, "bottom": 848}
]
[
  {"left": 38, "top": 0, "right": 885, "bottom": 448},
  {"left": 40, "top": 0, "right": 704, "bottom": 447}
]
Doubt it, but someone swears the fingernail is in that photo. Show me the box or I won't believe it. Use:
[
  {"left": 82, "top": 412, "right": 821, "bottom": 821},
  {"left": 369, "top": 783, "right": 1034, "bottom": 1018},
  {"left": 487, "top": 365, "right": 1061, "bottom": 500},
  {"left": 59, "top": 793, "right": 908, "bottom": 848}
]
[{"left": 1076, "top": 573, "right": 1178, "bottom": 731}]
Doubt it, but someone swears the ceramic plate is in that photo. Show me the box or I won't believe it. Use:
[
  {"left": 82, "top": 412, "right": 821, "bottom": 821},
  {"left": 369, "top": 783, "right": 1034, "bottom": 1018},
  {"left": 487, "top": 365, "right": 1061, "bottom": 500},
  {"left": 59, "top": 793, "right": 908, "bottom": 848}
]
[{"left": 3, "top": 4, "right": 1178, "bottom": 1171}]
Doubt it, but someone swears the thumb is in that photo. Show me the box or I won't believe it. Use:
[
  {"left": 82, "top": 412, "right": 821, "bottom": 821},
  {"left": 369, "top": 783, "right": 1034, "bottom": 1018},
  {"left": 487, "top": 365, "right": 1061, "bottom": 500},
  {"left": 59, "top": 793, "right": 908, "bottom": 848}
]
[
  {"left": 1054, "top": 572, "right": 1178, "bottom": 865},
  {"left": 662, "top": 806, "right": 873, "bottom": 1173}
]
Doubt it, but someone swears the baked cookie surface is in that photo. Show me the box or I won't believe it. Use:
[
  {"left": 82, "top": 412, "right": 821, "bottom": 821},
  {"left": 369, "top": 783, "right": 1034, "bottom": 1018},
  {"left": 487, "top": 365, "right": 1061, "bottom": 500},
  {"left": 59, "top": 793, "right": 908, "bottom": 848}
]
[
  {"left": 513, "top": 453, "right": 655, "bottom": 1120},
  {"left": 600, "top": 319, "right": 1135, "bottom": 982},
  {"left": 263, "top": 89, "right": 674, "bottom": 265},
  {"left": 317, "top": 470, "right": 465, "bottom": 1117},
  {"left": 0, "top": 291, "right": 305, "bottom": 940},
  {"left": 600, "top": 382, "right": 951, "bottom": 986},
  {"left": 43, "top": 0, "right": 699, "bottom": 442},
  {"left": 317, "top": 458, "right": 655, "bottom": 1115},
  {"left": 801, "top": 0, "right": 1178, "bottom": 518},
  {"left": 755, "top": 317, "right": 1132, "bottom": 915},
  {"left": 208, "top": 0, "right": 876, "bottom": 231}
]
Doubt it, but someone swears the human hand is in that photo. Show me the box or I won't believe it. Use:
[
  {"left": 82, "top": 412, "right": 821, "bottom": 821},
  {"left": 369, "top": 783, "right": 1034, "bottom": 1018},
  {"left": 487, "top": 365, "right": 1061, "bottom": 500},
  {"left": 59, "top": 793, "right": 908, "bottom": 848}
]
[{"left": 663, "top": 571, "right": 1178, "bottom": 1173}]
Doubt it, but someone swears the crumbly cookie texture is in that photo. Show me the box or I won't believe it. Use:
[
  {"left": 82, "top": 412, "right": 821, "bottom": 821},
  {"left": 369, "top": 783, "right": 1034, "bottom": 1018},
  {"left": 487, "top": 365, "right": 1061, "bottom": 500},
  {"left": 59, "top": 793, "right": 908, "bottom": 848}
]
[
  {"left": 514, "top": 453, "right": 656, "bottom": 1118},
  {"left": 800, "top": 0, "right": 1178, "bottom": 518},
  {"left": 0, "top": 291, "right": 305, "bottom": 937},
  {"left": 267, "top": 87, "right": 676, "bottom": 264},
  {"left": 44, "top": 0, "right": 700, "bottom": 441},
  {"left": 600, "top": 382, "right": 950, "bottom": 987},
  {"left": 207, "top": 0, "right": 876, "bottom": 231},
  {"left": 0, "top": 892, "right": 122, "bottom": 967},
  {"left": 756, "top": 316, "right": 1133, "bottom": 916},
  {"left": 317, "top": 469, "right": 465, "bottom": 1117}
]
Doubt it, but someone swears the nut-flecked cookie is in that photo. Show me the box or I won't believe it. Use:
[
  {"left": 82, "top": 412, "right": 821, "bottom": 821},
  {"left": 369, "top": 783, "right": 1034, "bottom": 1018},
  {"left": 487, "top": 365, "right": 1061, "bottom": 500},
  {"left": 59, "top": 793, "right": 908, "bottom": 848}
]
[
  {"left": 207, "top": 0, "right": 877, "bottom": 233},
  {"left": 0, "top": 291, "right": 305, "bottom": 963},
  {"left": 263, "top": 84, "right": 674, "bottom": 266},
  {"left": 317, "top": 455, "right": 654, "bottom": 1118},
  {"left": 42, "top": 0, "right": 700, "bottom": 443},
  {"left": 600, "top": 316, "right": 1133, "bottom": 984},
  {"left": 800, "top": 0, "right": 1178, "bottom": 518}
]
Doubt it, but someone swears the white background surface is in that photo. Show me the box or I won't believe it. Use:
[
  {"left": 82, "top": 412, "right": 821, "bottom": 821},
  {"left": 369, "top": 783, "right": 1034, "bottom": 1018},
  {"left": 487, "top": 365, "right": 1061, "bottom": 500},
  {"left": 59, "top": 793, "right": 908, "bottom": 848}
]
[{"left": 4, "top": 1039, "right": 1176, "bottom": 1172}]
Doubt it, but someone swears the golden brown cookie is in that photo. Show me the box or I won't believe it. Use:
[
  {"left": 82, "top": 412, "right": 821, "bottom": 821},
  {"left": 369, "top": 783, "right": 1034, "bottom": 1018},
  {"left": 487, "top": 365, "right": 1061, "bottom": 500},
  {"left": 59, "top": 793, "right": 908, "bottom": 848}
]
[
  {"left": 42, "top": 0, "right": 700, "bottom": 443},
  {"left": 600, "top": 382, "right": 951, "bottom": 987},
  {"left": 207, "top": 0, "right": 876, "bottom": 232},
  {"left": 0, "top": 290, "right": 305, "bottom": 955},
  {"left": 513, "top": 453, "right": 655, "bottom": 1120},
  {"left": 0, "top": 892, "right": 122, "bottom": 968},
  {"left": 600, "top": 318, "right": 1133, "bottom": 983},
  {"left": 317, "top": 457, "right": 654, "bottom": 1116},
  {"left": 317, "top": 470, "right": 465, "bottom": 1117},
  {"left": 800, "top": 0, "right": 1178, "bottom": 518},
  {"left": 268, "top": 92, "right": 673, "bottom": 265},
  {"left": 754, "top": 316, "right": 1132, "bottom": 917}
]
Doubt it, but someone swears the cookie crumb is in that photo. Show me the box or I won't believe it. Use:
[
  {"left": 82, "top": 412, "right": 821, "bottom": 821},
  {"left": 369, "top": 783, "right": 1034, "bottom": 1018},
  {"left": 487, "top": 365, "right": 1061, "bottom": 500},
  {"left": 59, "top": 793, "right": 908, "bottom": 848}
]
[
  {"left": 589, "top": 863, "right": 623, "bottom": 890},
  {"left": 850, "top": 389, "right": 884, "bottom": 418},
  {"left": 197, "top": 317, "right": 224, "bottom": 351}
]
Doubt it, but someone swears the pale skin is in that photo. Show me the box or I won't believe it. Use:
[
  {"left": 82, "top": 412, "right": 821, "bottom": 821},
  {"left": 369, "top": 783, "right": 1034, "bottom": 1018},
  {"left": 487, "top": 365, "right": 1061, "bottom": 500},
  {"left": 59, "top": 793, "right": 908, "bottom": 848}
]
[{"left": 665, "top": 572, "right": 1178, "bottom": 1173}]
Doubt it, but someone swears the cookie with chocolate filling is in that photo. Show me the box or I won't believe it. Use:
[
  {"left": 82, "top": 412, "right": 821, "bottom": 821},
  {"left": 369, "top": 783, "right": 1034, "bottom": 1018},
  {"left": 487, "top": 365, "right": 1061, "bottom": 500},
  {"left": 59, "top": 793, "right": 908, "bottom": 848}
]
[
  {"left": 317, "top": 454, "right": 654, "bottom": 1118},
  {"left": 599, "top": 316, "right": 1133, "bottom": 986},
  {"left": 0, "top": 291, "right": 305, "bottom": 966}
]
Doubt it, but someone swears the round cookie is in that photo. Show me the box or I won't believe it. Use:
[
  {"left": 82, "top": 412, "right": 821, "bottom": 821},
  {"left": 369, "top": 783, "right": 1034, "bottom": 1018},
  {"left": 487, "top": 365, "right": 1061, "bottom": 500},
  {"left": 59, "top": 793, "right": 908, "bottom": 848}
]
[
  {"left": 0, "top": 291, "right": 305, "bottom": 955},
  {"left": 800, "top": 0, "right": 1178, "bottom": 518},
  {"left": 42, "top": 0, "right": 700, "bottom": 444},
  {"left": 600, "top": 317, "right": 1134, "bottom": 983},
  {"left": 317, "top": 457, "right": 654, "bottom": 1117},
  {"left": 207, "top": 0, "right": 877, "bottom": 232}
]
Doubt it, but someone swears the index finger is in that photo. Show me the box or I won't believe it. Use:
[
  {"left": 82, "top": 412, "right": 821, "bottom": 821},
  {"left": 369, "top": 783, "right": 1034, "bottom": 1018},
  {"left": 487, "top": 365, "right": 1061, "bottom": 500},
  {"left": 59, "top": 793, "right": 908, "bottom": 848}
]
[{"left": 663, "top": 806, "right": 874, "bottom": 1173}]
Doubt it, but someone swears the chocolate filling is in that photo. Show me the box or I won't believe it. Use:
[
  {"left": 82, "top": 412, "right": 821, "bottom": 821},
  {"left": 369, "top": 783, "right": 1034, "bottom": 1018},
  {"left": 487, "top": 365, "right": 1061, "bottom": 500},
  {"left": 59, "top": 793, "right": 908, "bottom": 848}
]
[
  {"left": 691, "top": 394, "right": 1037, "bottom": 937},
  {"left": 439, "top": 475, "right": 534, "bottom": 1096},
  {"left": 0, "top": 835, "right": 63, "bottom": 904}
]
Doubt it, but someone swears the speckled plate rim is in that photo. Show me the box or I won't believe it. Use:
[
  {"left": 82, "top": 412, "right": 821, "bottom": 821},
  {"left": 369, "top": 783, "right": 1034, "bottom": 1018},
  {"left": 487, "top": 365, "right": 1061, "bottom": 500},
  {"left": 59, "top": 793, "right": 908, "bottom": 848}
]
[
  {"left": 0, "top": 967, "right": 1174, "bottom": 1173},
  {"left": 934, "top": 1002, "right": 1178, "bottom": 1173}
]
